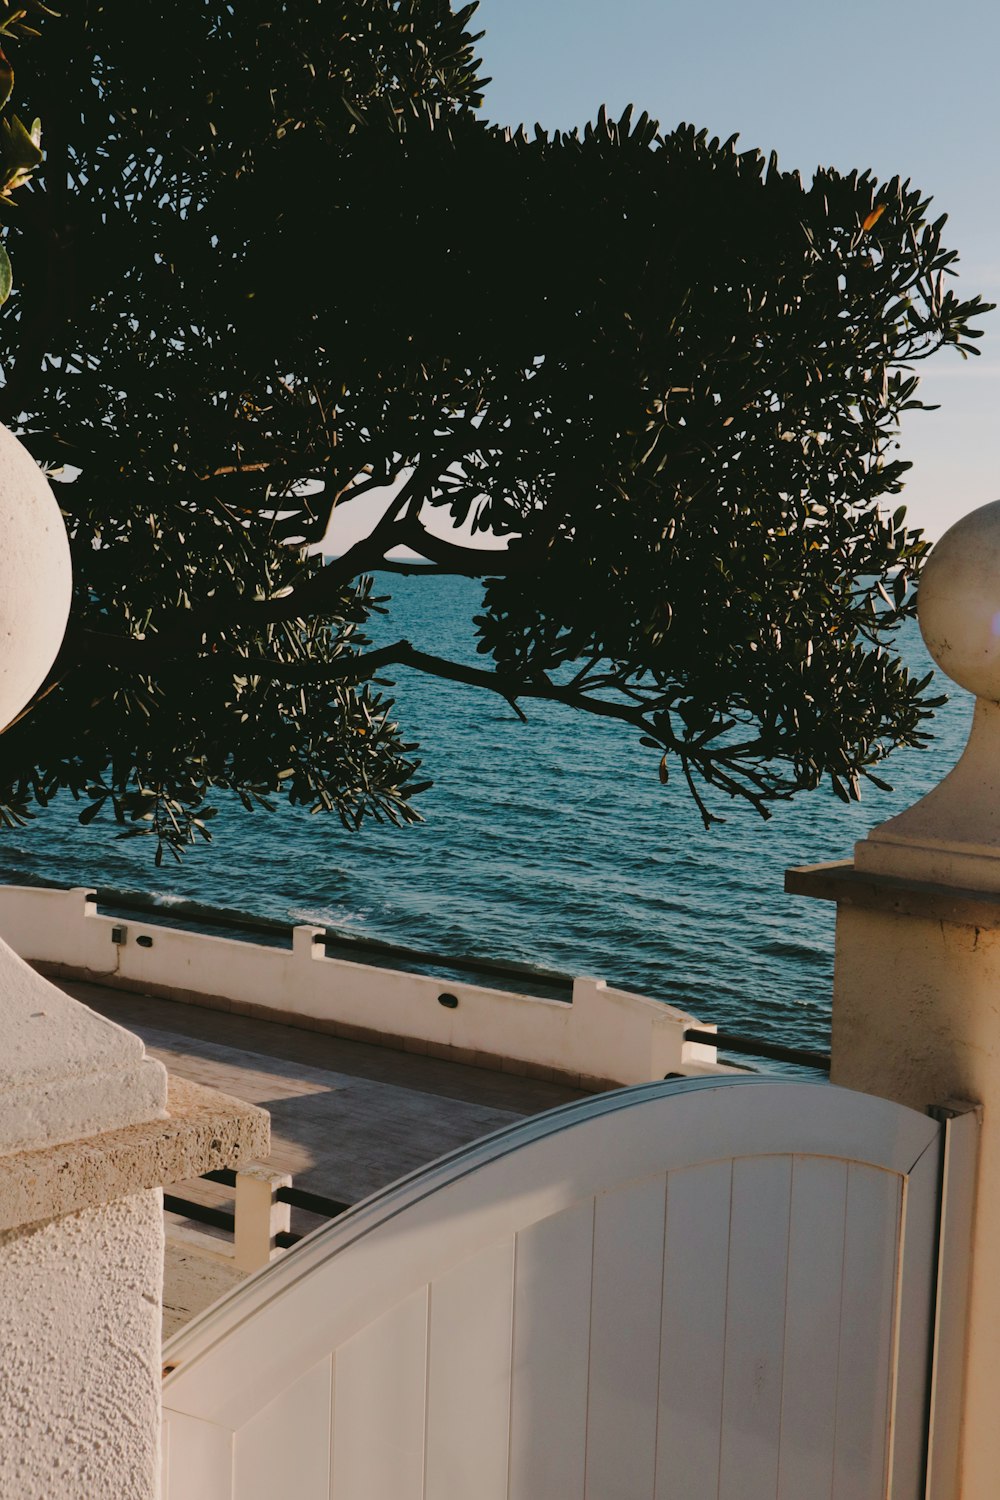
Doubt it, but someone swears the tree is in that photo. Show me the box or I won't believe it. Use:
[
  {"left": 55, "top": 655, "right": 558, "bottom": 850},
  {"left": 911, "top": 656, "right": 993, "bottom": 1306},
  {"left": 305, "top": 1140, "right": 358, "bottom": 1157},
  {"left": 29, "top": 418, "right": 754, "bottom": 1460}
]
[
  {"left": 0, "top": 0, "right": 47, "bottom": 302},
  {"left": 0, "top": 0, "right": 991, "bottom": 860}
]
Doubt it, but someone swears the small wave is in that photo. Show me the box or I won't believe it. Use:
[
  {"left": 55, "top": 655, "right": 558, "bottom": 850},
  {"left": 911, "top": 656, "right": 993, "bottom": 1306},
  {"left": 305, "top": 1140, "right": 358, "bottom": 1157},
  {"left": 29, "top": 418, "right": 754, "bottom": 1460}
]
[
  {"left": 0, "top": 847, "right": 35, "bottom": 865},
  {"left": 757, "top": 938, "right": 830, "bottom": 966},
  {"left": 288, "top": 906, "right": 370, "bottom": 929}
]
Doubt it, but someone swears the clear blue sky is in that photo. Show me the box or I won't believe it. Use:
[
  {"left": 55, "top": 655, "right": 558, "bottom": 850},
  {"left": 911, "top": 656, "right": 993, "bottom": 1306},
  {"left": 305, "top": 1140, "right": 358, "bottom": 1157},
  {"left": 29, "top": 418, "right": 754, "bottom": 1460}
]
[{"left": 474, "top": 0, "right": 1000, "bottom": 540}]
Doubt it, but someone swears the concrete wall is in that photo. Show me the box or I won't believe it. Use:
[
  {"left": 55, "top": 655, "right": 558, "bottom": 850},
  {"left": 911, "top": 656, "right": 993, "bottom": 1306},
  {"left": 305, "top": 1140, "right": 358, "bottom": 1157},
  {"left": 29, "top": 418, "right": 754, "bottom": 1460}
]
[
  {"left": 831, "top": 907, "right": 1000, "bottom": 1111},
  {"left": 0, "top": 885, "right": 721, "bottom": 1089},
  {"left": 0, "top": 1189, "right": 163, "bottom": 1500}
]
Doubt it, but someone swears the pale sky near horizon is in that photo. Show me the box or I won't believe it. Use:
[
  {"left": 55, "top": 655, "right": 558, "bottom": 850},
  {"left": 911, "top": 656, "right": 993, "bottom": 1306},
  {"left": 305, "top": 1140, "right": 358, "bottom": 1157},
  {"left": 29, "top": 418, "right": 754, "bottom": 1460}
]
[{"left": 473, "top": 0, "right": 1000, "bottom": 542}]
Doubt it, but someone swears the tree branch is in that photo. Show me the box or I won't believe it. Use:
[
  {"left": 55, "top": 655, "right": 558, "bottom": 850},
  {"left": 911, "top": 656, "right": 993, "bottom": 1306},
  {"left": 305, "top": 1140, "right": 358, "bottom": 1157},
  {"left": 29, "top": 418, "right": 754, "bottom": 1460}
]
[
  {"left": 393, "top": 514, "right": 516, "bottom": 576},
  {"left": 65, "top": 628, "right": 668, "bottom": 738},
  {"left": 57, "top": 628, "right": 794, "bottom": 821}
]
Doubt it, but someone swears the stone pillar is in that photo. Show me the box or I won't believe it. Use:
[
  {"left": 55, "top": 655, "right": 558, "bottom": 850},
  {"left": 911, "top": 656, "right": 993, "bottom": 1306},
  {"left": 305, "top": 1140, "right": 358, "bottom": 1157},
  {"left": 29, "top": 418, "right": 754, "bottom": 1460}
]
[
  {"left": 0, "top": 1006, "right": 268, "bottom": 1498},
  {"left": 788, "top": 499, "right": 1000, "bottom": 1499},
  {"left": 0, "top": 427, "right": 270, "bottom": 1495}
]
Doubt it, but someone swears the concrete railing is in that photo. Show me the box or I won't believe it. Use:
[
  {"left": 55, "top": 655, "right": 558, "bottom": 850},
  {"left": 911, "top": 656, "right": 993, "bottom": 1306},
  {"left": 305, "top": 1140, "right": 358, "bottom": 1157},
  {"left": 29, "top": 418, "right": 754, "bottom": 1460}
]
[
  {"left": 166, "top": 1162, "right": 358, "bottom": 1274},
  {"left": 0, "top": 884, "right": 725, "bottom": 1090},
  {"left": 165, "top": 1163, "right": 295, "bottom": 1274}
]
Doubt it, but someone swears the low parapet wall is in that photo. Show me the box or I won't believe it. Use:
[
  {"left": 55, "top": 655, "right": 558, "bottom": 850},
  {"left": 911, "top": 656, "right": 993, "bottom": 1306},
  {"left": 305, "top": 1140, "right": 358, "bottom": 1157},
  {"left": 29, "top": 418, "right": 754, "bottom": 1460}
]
[{"left": 0, "top": 884, "right": 722, "bottom": 1090}]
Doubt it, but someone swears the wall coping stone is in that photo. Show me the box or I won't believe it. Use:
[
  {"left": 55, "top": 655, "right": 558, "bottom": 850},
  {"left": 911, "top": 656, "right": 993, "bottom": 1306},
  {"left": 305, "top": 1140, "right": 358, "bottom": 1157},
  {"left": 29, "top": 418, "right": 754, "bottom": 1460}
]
[
  {"left": 0, "top": 1074, "right": 269, "bottom": 1232},
  {"left": 786, "top": 858, "right": 1000, "bottom": 931}
]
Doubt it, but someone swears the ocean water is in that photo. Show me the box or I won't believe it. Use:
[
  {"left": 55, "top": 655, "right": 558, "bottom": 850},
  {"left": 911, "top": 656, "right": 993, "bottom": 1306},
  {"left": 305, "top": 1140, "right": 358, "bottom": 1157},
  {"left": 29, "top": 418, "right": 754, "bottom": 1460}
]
[{"left": 0, "top": 574, "right": 973, "bottom": 1055}]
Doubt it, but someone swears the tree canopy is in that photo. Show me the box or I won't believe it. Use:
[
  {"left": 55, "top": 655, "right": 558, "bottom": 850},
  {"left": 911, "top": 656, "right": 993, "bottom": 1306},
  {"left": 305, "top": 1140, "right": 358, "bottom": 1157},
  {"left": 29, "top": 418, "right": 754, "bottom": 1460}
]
[
  {"left": 0, "top": 0, "right": 47, "bottom": 300},
  {"left": 0, "top": 0, "right": 991, "bottom": 860}
]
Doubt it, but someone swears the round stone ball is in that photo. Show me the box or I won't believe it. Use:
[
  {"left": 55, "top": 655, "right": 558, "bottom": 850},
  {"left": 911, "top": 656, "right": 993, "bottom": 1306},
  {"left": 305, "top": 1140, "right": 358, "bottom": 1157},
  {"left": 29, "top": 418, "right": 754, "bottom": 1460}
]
[
  {"left": 0, "top": 424, "right": 72, "bottom": 730},
  {"left": 918, "top": 498, "right": 1000, "bottom": 702}
]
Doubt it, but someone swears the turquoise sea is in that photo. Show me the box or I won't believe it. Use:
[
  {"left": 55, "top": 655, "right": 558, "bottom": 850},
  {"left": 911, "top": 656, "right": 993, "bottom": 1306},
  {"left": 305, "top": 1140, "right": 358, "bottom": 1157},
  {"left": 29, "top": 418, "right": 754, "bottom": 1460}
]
[{"left": 0, "top": 574, "right": 973, "bottom": 1056}]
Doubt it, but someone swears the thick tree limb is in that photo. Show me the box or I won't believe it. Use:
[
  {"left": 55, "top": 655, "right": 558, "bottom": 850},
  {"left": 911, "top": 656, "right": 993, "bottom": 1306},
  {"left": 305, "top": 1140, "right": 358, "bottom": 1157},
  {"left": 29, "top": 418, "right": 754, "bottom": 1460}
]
[
  {"left": 394, "top": 516, "right": 515, "bottom": 576},
  {"left": 65, "top": 627, "right": 671, "bottom": 737}
]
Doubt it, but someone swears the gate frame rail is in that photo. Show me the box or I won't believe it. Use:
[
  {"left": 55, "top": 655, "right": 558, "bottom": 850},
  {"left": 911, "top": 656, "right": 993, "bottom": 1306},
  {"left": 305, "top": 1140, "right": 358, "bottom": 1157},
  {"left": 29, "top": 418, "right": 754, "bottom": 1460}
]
[{"left": 925, "top": 1099, "right": 980, "bottom": 1500}]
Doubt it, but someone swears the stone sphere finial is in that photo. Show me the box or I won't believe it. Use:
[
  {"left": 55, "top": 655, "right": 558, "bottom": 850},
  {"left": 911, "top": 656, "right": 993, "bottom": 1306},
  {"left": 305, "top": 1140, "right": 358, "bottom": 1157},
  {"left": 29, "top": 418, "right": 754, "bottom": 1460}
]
[
  {"left": 856, "top": 497, "right": 1000, "bottom": 891},
  {"left": 0, "top": 423, "right": 72, "bottom": 731},
  {"left": 918, "top": 498, "right": 1000, "bottom": 703}
]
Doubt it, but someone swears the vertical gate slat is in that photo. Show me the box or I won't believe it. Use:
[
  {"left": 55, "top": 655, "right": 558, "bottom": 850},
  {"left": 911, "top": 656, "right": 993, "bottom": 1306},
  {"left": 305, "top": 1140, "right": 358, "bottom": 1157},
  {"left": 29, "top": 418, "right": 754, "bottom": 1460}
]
[
  {"left": 424, "top": 1238, "right": 515, "bottom": 1500},
  {"left": 234, "top": 1357, "right": 332, "bottom": 1500},
  {"left": 718, "top": 1156, "right": 793, "bottom": 1500},
  {"left": 585, "top": 1175, "right": 667, "bottom": 1500},
  {"left": 508, "top": 1200, "right": 595, "bottom": 1500},
  {"left": 776, "top": 1157, "right": 849, "bottom": 1500},
  {"left": 164, "top": 1411, "right": 234, "bottom": 1500},
  {"left": 832, "top": 1165, "right": 901, "bottom": 1500},
  {"left": 655, "top": 1160, "right": 733, "bottom": 1500},
  {"left": 331, "top": 1290, "right": 427, "bottom": 1500}
]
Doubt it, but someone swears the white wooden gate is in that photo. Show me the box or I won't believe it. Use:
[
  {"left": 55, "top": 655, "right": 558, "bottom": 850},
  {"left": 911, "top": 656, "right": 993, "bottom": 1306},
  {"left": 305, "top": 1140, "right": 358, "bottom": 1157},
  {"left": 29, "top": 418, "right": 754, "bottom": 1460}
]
[{"left": 161, "top": 1077, "right": 959, "bottom": 1500}]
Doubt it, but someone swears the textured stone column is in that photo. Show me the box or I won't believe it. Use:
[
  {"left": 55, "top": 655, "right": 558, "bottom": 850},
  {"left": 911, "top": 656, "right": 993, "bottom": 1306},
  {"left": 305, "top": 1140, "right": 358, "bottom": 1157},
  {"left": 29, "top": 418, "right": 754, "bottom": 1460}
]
[
  {"left": 0, "top": 427, "right": 269, "bottom": 1496},
  {"left": 0, "top": 1190, "right": 166, "bottom": 1495},
  {"left": 789, "top": 499, "right": 1000, "bottom": 1499}
]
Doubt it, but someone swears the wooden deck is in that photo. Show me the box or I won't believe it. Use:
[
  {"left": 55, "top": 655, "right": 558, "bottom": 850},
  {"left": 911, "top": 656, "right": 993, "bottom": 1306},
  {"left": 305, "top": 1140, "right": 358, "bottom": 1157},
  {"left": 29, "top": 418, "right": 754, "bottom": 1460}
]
[{"left": 57, "top": 978, "right": 589, "bottom": 1336}]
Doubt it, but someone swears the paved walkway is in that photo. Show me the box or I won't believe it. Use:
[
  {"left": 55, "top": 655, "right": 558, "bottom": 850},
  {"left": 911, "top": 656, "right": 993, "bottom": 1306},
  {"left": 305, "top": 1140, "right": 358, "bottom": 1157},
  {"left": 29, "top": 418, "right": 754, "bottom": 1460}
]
[{"left": 56, "top": 979, "right": 588, "bottom": 1336}]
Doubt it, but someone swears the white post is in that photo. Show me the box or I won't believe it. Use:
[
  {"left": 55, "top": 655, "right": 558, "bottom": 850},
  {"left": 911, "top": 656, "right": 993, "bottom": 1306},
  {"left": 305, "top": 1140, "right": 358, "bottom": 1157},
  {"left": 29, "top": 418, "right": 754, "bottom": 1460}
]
[
  {"left": 789, "top": 499, "right": 1000, "bottom": 1498},
  {"left": 234, "top": 1163, "right": 293, "bottom": 1272},
  {"left": 292, "top": 922, "right": 325, "bottom": 960}
]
